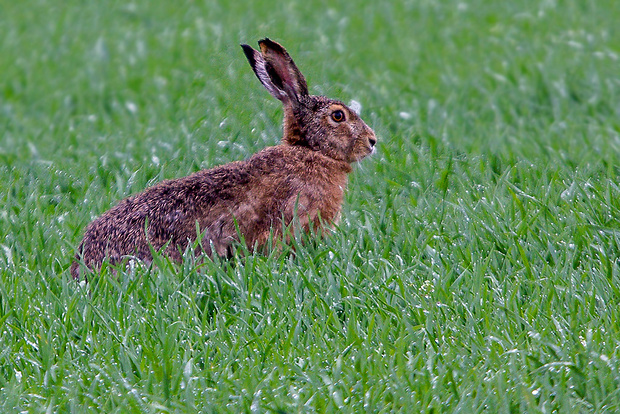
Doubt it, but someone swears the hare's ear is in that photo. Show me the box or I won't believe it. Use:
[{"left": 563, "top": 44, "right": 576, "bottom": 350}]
[
  {"left": 242, "top": 43, "right": 287, "bottom": 101},
  {"left": 241, "top": 39, "right": 308, "bottom": 105}
]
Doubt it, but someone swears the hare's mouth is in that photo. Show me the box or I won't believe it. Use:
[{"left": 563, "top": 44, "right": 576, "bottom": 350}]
[{"left": 351, "top": 144, "right": 375, "bottom": 162}]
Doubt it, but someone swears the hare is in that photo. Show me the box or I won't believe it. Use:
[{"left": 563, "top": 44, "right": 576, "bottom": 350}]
[{"left": 71, "top": 38, "right": 376, "bottom": 279}]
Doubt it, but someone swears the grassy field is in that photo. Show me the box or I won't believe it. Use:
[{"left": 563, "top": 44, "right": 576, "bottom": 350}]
[{"left": 2, "top": 0, "right": 620, "bottom": 412}]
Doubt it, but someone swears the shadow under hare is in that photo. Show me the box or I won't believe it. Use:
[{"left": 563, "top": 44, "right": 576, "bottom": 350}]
[{"left": 71, "top": 38, "right": 376, "bottom": 279}]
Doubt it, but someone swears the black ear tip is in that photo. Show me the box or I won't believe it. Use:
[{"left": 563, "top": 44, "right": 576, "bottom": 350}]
[{"left": 241, "top": 44, "right": 256, "bottom": 63}]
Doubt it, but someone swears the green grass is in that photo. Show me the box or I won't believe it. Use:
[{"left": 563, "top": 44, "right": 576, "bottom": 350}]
[{"left": 2, "top": 0, "right": 620, "bottom": 411}]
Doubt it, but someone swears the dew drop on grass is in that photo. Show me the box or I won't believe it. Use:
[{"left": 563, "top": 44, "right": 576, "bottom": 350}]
[
  {"left": 419, "top": 280, "right": 434, "bottom": 299},
  {"left": 1, "top": 244, "right": 13, "bottom": 265},
  {"left": 28, "top": 142, "right": 40, "bottom": 159},
  {"left": 125, "top": 101, "right": 138, "bottom": 114},
  {"left": 567, "top": 40, "right": 584, "bottom": 49},
  {"left": 94, "top": 36, "right": 108, "bottom": 61},
  {"left": 183, "top": 359, "right": 193, "bottom": 379},
  {"left": 561, "top": 182, "right": 576, "bottom": 201}
]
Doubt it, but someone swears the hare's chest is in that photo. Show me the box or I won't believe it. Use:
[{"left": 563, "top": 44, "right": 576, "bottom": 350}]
[{"left": 301, "top": 176, "right": 348, "bottom": 224}]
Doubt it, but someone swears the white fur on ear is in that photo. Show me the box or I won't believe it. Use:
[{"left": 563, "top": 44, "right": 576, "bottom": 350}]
[
  {"left": 254, "top": 56, "right": 287, "bottom": 101},
  {"left": 242, "top": 44, "right": 287, "bottom": 101},
  {"left": 349, "top": 100, "right": 362, "bottom": 116}
]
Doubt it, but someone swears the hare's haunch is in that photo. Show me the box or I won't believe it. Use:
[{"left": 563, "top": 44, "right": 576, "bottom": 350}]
[{"left": 72, "top": 38, "right": 376, "bottom": 278}]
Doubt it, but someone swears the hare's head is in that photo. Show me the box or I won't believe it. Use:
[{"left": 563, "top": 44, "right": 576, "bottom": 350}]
[{"left": 242, "top": 39, "right": 376, "bottom": 163}]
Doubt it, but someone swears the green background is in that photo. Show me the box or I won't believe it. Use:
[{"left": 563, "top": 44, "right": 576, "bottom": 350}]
[{"left": 1, "top": 0, "right": 620, "bottom": 411}]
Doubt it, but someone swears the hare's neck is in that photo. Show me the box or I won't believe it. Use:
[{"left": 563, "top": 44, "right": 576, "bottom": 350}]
[
  {"left": 282, "top": 107, "right": 303, "bottom": 145},
  {"left": 299, "top": 146, "right": 353, "bottom": 176}
]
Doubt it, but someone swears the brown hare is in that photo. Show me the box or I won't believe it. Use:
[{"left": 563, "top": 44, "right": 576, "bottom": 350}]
[{"left": 71, "top": 38, "right": 376, "bottom": 279}]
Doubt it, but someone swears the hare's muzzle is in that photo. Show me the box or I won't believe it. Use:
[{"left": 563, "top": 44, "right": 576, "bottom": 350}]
[{"left": 365, "top": 128, "right": 377, "bottom": 155}]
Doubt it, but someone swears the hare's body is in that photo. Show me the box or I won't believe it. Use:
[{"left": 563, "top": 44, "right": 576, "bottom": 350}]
[
  {"left": 73, "top": 145, "right": 350, "bottom": 276},
  {"left": 72, "top": 39, "right": 376, "bottom": 278}
]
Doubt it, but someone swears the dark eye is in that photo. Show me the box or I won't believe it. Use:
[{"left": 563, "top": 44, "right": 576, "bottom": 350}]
[{"left": 331, "top": 109, "right": 345, "bottom": 123}]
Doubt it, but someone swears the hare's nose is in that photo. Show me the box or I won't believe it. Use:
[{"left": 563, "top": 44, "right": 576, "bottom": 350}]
[{"left": 368, "top": 136, "right": 377, "bottom": 147}]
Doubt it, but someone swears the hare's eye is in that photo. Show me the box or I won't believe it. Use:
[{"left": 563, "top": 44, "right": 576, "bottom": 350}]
[{"left": 331, "top": 110, "right": 345, "bottom": 123}]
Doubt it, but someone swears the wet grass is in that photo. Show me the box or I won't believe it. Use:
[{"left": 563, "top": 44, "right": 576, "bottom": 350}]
[{"left": 1, "top": 0, "right": 620, "bottom": 411}]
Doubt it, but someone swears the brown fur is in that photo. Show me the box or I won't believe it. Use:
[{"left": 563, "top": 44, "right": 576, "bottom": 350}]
[{"left": 71, "top": 38, "right": 376, "bottom": 279}]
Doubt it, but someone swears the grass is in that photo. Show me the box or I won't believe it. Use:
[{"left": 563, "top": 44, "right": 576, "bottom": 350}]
[{"left": 1, "top": 0, "right": 620, "bottom": 411}]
